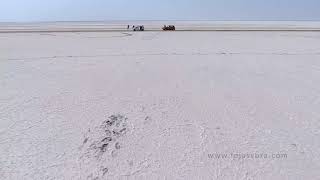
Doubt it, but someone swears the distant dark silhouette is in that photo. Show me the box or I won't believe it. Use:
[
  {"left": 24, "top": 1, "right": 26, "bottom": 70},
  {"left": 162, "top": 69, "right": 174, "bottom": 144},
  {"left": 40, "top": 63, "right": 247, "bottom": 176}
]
[{"left": 162, "top": 25, "right": 176, "bottom": 31}]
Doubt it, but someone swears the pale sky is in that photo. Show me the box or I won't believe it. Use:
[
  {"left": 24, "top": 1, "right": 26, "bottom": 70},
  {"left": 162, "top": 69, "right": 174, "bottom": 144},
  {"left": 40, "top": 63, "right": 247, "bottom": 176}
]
[{"left": 0, "top": 0, "right": 319, "bottom": 22}]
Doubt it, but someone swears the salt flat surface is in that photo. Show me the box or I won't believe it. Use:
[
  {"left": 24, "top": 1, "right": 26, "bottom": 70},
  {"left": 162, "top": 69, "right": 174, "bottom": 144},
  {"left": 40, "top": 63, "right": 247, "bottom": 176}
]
[
  {"left": 1, "top": 30, "right": 320, "bottom": 179},
  {"left": 1, "top": 21, "right": 320, "bottom": 32}
]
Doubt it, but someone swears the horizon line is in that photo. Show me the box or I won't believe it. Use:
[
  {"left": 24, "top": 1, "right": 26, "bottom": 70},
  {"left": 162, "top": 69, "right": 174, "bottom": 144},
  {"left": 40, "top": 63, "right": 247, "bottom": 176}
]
[{"left": 1, "top": 19, "right": 320, "bottom": 24}]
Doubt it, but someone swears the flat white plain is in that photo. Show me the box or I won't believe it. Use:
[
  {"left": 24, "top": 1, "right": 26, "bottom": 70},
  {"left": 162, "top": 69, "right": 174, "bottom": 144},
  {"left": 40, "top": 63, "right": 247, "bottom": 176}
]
[{"left": 1, "top": 23, "right": 320, "bottom": 179}]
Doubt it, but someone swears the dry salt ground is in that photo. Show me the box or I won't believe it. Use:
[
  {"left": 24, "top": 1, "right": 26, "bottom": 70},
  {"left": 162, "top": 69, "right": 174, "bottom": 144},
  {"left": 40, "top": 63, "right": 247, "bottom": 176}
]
[{"left": 1, "top": 27, "right": 320, "bottom": 179}]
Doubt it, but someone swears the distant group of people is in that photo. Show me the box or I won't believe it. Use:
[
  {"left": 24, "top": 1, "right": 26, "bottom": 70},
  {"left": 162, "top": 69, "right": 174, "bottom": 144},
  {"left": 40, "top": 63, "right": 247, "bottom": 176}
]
[
  {"left": 127, "top": 25, "right": 144, "bottom": 31},
  {"left": 127, "top": 24, "right": 175, "bottom": 31},
  {"left": 127, "top": 25, "right": 135, "bottom": 29}
]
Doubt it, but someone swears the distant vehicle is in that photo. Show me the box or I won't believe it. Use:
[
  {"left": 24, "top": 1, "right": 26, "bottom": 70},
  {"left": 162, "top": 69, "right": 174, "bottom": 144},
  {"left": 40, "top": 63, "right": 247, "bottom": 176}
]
[
  {"left": 133, "top": 25, "right": 144, "bottom": 31},
  {"left": 162, "top": 25, "right": 176, "bottom": 31}
]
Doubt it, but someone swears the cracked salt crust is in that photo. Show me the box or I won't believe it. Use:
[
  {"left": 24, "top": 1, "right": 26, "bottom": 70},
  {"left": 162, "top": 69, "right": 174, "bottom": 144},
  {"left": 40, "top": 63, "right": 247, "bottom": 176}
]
[{"left": 1, "top": 26, "right": 320, "bottom": 179}]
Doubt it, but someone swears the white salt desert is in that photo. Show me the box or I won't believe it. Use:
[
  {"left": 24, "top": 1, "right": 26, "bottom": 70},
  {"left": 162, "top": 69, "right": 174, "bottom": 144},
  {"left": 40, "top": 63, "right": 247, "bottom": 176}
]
[{"left": 1, "top": 22, "right": 320, "bottom": 179}]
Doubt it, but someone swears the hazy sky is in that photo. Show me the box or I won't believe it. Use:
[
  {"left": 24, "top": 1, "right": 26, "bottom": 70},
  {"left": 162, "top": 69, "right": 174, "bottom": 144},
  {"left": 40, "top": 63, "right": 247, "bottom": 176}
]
[{"left": 1, "top": 0, "right": 320, "bottom": 22}]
